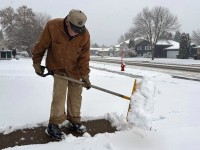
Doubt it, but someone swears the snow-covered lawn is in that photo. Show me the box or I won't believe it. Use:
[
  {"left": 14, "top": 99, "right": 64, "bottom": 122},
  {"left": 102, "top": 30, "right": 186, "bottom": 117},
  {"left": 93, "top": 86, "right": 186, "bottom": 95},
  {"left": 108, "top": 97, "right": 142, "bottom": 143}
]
[{"left": 0, "top": 58, "right": 200, "bottom": 150}]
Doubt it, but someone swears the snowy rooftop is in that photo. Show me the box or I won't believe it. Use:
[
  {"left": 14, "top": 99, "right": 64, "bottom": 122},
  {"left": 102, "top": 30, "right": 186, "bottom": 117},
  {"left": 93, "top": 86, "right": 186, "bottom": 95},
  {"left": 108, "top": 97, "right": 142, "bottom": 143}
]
[
  {"left": 164, "top": 41, "right": 180, "bottom": 50},
  {"left": 90, "top": 48, "right": 103, "bottom": 51},
  {"left": 157, "top": 40, "right": 179, "bottom": 46},
  {"left": 194, "top": 46, "right": 200, "bottom": 48}
]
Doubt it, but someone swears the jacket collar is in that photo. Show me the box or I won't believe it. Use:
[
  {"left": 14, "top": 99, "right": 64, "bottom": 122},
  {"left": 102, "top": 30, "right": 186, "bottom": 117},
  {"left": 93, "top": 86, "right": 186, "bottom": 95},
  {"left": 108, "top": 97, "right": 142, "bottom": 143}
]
[{"left": 63, "top": 16, "right": 76, "bottom": 40}]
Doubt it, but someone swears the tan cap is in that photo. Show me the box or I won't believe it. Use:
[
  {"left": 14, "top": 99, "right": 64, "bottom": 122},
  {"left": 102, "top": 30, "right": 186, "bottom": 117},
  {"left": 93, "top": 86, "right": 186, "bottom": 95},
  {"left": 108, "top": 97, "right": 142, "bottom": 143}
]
[{"left": 68, "top": 9, "right": 87, "bottom": 28}]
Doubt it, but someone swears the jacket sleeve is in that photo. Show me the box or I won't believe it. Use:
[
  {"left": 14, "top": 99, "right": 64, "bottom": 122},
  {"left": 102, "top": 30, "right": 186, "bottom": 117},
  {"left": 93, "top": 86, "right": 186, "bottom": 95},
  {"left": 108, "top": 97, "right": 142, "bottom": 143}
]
[
  {"left": 32, "top": 22, "right": 51, "bottom": 64},
  {"left": 77, "top": 34, "right": 90, "bottom": 77}
]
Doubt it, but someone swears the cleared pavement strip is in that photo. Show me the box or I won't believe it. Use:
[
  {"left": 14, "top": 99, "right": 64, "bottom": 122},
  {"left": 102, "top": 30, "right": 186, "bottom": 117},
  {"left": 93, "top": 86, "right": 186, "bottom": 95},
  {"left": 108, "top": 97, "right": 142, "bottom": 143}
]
[{"left": 0, "top": 119, "right": 116, "bottom": 149}]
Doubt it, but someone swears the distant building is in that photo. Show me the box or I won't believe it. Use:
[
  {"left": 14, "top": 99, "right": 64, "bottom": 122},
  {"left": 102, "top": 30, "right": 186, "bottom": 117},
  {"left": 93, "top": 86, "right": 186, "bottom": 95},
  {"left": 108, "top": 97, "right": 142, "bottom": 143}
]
[
  {"left": 157, "top": 40, "right": 179, "bottom": 58},
  {"left": 164, "top": 47, "right": 179, "bottom": 58},
  {"left": 135, "top": 39, "right": 180, "bottom": 58},
  {"left": 0, "top": 49, "right": 12, "bottom": 60},
  {"left": 190, "top": 43, "right": 198, "bottom": 58},
  {"left": 135, "top": 39, "right": 151, "bottom": 57},
  {"left": 111, "top": 39, "right": 136, "bottom": 57},
  {"left": 108, "top": 38, "right": 200, "bottom": 59},
  {"left": 193, "top": 46, "right": 200, "bottom": 60},
  {"left": 90, "top": 47, "right": 110, "bottom": 57},
  {"left": 90, "top": 47, "right": 102, "bottom": 56}
]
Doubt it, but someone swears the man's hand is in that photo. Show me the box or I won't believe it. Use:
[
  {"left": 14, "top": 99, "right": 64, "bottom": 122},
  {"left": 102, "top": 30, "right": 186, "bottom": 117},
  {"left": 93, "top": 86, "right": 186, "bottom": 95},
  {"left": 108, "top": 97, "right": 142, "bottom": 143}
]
[
  {"left": 33, "top": 63, "right": 44, "bottom": 76},
  {"left": 81, "top": 75, "right": 91, "bottom": 89}
]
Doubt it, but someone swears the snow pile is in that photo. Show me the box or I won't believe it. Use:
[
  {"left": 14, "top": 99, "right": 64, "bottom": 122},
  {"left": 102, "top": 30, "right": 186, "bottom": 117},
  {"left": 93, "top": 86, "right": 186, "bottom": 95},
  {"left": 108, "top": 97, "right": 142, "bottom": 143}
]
[
  {"left": 127, "top": 77, "right": 157, "bottom": 130},
  {"left": 105, "top": 113, "right": 129, "bottom": 131}
]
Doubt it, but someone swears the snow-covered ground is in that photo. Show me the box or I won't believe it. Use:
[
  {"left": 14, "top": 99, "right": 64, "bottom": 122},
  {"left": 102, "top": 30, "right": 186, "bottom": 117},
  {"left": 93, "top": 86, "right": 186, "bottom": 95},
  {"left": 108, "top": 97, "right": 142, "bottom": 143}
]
[{"left": 0, "top": 58, "right": 200, "bottom": 150}]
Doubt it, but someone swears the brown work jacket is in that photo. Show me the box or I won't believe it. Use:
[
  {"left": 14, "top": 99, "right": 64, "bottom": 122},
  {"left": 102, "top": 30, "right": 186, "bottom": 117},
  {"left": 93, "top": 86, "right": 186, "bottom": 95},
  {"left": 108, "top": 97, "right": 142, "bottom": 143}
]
[{"left": 32, "top": 18, "right": 90, "bottom": 79}]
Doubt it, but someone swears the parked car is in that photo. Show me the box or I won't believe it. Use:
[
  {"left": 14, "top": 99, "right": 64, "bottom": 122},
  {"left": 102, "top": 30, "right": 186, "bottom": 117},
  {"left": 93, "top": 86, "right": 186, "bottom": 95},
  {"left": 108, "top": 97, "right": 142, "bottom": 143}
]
[{"left": 16, "top": 51, "right": 29, "bottom": 57}]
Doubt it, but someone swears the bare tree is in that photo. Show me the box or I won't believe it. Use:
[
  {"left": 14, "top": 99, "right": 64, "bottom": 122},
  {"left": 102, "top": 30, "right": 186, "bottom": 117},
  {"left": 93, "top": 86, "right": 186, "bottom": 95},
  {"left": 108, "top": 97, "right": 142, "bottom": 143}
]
[
  {"left": 13, "top": 6, "right": 36, "bottom": 56},
  {"left": 124, "top": 27, "right": 138, "bottom": 41},
  {"left": 159, "top": 32, "right": 173, "bottom": 40},
  {"left": 34, "top": 12, "right": 51, "bottom": 29},
  {"left": 0, "top": 6, "right": 50, "bottom": 56},
  {"left": 0, "top": 7, "right": 15, "bottom": 42},
  {"left": 0, "top": 7, "right": 15, "bottom": 28},
  {"left": 133, "top": 6, "right": 180, "bottom": 60},
  {"left": 30, "top": 12, "right": 51, "bottom": 54},
  {"left": 192, "top": 29, "right": 200, "bottom": 45},
  {"left": 0, "top": 29, "right": 3, "bottom": 40},
  {"left": 123, "top": 27, "right": 138, "bottom": 42}
]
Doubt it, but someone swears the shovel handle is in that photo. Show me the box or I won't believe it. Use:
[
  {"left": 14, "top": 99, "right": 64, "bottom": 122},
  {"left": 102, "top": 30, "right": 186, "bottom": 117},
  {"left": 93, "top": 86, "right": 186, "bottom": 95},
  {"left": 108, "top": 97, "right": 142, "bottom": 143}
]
[
  {"left": 91, "top": 85, "right": 131, "bottom": 100},
  {"left": 54, "top": 74, "right": 131, "bottom": 100}
]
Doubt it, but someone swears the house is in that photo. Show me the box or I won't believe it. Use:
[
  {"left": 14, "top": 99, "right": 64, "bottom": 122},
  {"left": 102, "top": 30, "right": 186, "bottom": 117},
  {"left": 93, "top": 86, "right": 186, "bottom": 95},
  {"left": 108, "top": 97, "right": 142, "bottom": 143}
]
[
  {"left": 163, "top": 41, "right": 200, "bottom": 59},
  {"left": 0, "top": 49, "right": 12, "bottom": 60},
  {"left": 154, "top": 40, "right": 179, "bottom": 58},
  {"left": 111, "top": 38, "right": 183, "bottom": 58},
  {"left": 90, "top": 47, "right": 102, "bottom": 56},
  {"left": 135, "top": 39, "right": 151, "bottom": 57},
  {"left": 111, "top": 39, "right": 136, "bottom": 57},
  {"left": 90, "top": 47, "right": 110, "bottom": 57},
  {"left": 98, "top": 48, "right": 110, "bottom": 57},
  {"left": 193, "top": 46, "right": 200, "bottom": 60},
  {"left": 190, "top": 43, "right": 198, "bottom": 57},
  {"left": 135, "top": 39, "right": 180, "bottom": 58},
  {"left": 111, "top": 38, "right": 200, "bottom": 59},
  {"left": 163, "top": 41, "right": 179, "bottom": 58}
]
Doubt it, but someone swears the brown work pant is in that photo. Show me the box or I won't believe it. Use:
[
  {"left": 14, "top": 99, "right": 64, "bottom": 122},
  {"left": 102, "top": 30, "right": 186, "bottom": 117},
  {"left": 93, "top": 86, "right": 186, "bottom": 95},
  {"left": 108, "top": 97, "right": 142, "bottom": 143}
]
[{"left": 49, "top": 75, "right": 83, "bottom": 124}]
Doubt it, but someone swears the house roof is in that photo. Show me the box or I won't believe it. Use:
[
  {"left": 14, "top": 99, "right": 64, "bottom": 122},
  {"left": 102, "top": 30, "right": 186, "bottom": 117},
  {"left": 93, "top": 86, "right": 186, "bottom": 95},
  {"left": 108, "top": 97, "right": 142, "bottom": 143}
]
[
  {"left": 157, "top": 40, "right": 179, "bottom": 50},
  {"left": 134, "top": 39, "right": 148, "bottom": 45},
  {"left": 111, "top": 38, "right": 180, "bottom": 51},
  {"left": 114, "top": 39, "right": 131, "bottom": 48},
  {"left": 164, "top": 43, "right": 179, "bottom": 50},
  {"left": 90, "top": 48, "right": 102, "bottom": 51},
  {"left": 90, "top": 47, "right": 110, "bottom": 52},
  {"left": 100, "top": 48, "right": 110, "bottom": 52},
  {"left": 194, "top": 46, "right": 200, "bottom": 49},
  {"left": 157, "top": 40, "right": 178, "bottom": 46}
]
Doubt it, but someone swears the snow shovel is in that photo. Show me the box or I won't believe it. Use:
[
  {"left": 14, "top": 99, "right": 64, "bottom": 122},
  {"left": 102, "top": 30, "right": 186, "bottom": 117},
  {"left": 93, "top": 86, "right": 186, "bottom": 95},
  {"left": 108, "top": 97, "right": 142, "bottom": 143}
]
[
  {"left": 41, "top": 67, "right": 137, "bottom": 121},
  {"left": 54, "top": 74, "right": 131, "bottom": 100},
  {"left": 41, "top": 66, "right": 134, "bottom": 101},
  {"left": 54, "top": 74, "right": 138, "bottom": 121}
]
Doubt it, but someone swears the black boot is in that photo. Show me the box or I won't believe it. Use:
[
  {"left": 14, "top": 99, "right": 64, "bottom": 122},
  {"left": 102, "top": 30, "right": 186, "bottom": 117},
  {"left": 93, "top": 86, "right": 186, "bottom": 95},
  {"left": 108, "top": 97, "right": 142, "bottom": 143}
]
[
  {"left": 68, "top": 121, "right": 87, "bottom": 133},
  {"left": 45, "top": 123, "right": 65, "bottom": 141}
]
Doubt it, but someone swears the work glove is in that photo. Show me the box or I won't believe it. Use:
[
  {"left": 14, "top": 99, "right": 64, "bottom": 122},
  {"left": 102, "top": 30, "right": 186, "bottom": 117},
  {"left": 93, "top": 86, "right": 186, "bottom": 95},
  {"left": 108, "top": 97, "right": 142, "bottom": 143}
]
[
  {"left": 81, "top": 75, "right": 91, "bottom": 90},
  {"left": 33, "top": 63, "right": 45, "bottom": 77}
]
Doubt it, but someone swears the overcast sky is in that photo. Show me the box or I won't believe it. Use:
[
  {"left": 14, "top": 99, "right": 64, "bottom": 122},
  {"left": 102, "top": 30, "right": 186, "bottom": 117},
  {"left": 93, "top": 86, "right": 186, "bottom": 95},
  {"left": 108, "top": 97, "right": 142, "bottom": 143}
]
[{"left": 0, "top": 0, "right": 200, "bottom": 46}]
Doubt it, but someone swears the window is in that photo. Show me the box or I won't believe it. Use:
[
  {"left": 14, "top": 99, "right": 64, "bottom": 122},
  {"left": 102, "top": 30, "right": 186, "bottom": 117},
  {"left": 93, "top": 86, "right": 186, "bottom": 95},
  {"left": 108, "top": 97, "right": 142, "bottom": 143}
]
[
  {"left": 137, "top": 46, "right": 142, "bottom": 50},
  {"left": 145, "top": 46, "right": 151, "bottom": 50}
]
